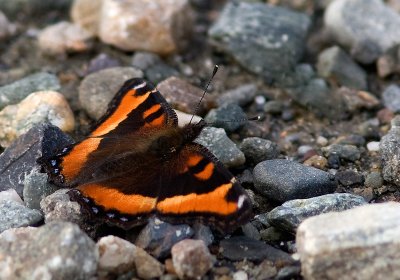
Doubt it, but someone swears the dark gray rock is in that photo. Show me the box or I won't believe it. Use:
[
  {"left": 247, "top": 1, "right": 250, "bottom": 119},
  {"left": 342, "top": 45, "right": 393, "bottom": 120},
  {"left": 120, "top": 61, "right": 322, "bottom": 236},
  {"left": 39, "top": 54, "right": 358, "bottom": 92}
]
[
  {"left": 382, "top": 84, "right": 400, "bottom": 113},
  {"left": 240, "top": 137, "right": 279, "bottom": 165},
  {"left": 0, "top": 123, "right": 73, "bottom": 198},
  {"left": 0, "top": 72, "right": 60, "bottom": 110},
  {"left": 219, "top": 236, "right": 294, "bottom": 263},
  {"left": 317, "top": 46, "right": 367, "bottom": 90},
  {"left": 195, "top": 127, "right": 245, "bottom": 168},
  {"left": 241, "top": 222, "right": 261, "bottom": 241},
  {"left": 209, "top": 1, "right": 311, "bottom": 83},
  {"left": 324, "top": 0, "right": 400, "bottom": 63},
  {"left": 216, "top": 83, "right": 257, "bottom": 107},
  {"left": 264, "top": 100, "right": 284, "bottom": 114},
  {"left": 267, "top": 193, "right": 366, "bottom": 233},
  {"left": 79, "top": 67, "right": 143, "bottom": 120},
  {"left": 192, "top": 223, "right": 214, "bottom": 247},
  {"left": 86, "top": 53, "right": 121, "bottom": 74},
  {"left": 336, "top": 170, "right": 364, "bottom": 186},
  {"left": 364, "top": 171, "right": 383, "bottom": 189},
  {"left": 204, "top": 103, "right": 247, "bottom": 133},
  {"left": 0, "top": 222, "right": 98, "bottom": 280},
  {"left": 380, "top": 116, "right": 400, "bottom": 186},
  {"left": 253, "top": 159, "right": 337, "bottom": 202},
  {"left": 135, "top": 218, "right": 194, "bottom": 259},
  {"left": 0, "top": 0, "right": 71, "bottom": 17},
  {"left": 0, "top": 199, "right": 42, "bottom": 233},
  {"left": 322, "top": 144, "right": 361, "bottom": 162}
]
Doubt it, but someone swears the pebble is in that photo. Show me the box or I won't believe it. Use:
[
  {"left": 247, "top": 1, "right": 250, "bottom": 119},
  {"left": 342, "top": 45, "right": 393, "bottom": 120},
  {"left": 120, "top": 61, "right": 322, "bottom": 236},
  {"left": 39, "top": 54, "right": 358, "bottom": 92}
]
[
  {"left": 303, "top": 155, "right": 328, "bottom": 169},
  {"left": 175, "top": 110, "right": 202, "bottom": 127},
  {"left": 377, "top": 45, "right": 400, "bottom": 78},
  {"left": 241, "top": 222, "right": 261, "bottom": 241},
  {"left": 367, "top": 141, "right": 380, "bottom": 152},
  {"left": 204, "top": 103, "right": 247, "bottom": 133},
  {"left": 260, "top": 226, "right": 292, "bottom": 242},
  {"left": 0, "top": 199, "right": 42, "bottom": 233},
  {"left": 0, "top": 0, "right": 71, "bottom": 17},
  {"left": 263, "top": 100, "right": 284, "bottom": 115},
  {"left": 382, "top": 84, "right": 400, "bottom": 113},
  {"left": 97, "top": 235, "right": 164, "bottom": 279},
  {"left": 333, "top": 134, "right": 366, "bottom": 147},
  {"left": 216, "top": 83, "right": 258, "bottom": 107},
  {"left": 336, "top": 88, "right": 380, "bottom": 112},
  {"left": 38, "top": 21, "right": 93, "bottom": 55},
  {"left": 86, "top": 53, "right": 121, "bottom": 74},
  {"left": 219, "top": 236, "right": 294, "bottom": 263},
  {"left": 192, "top": 223, "right": 214, "bottom": 247},
  {"left": 135, "top": 218, "right": 194, "bottom": 259},
  {"left": 377, "top": 108, "right": 395, "bottom": 124},
  {"left": 253, "top": 159, "right": 337, "bottom": 202},
  {"left": 196, "top": 127, "right": 246, "bottom": 168},
  {"left": 0, "top": 188, "right": 23, "bottom": 204},
  {"left": 364, "top": 171, "right": 383, "bottom": 189},
  {"left": 0, "top": 90, "right": 75, "bottom": 147},
  {"left": 380, "top": 116, "right": 400, "bottom": 186},
  {"left": 0, "top": 10, "right": 16, "bottom": 40},
  {"left": 324, "top": 0, "right": 400, "bottom": 63},
  {"left": 335, "top": 170, "right": 364, "bottom": 186},
  {"left": 78, "top": 66, "right": 143, "bottom": 120},
  {"left": 317, "top": 46, "right": 367, "bottom": 90},
  {"left": 70, "top": 0, "right": 101, "bottom": 35},
  {"left": 297, "top": 202, "right": 400, "bottom": 280},
  {"left": 267, "top": 193, "right": 366, "bottom": 233},
  {"left": 0, "top": 123, "right": 73, "bottom": 198},
  {"left": 208, "top": 1, "right": 311, "bottom": 83},
  {"left": 0, "top": 72, "right": 60, "bottom": 110},
  {"left": 239, "top": 137, "right": 279, "bottom": 165},
  {"left": 98, "top": 0, "right": 193, "bottom": 54},
  {"left": 131, "top": 51, "right": 161, "bottom": 70},
  {"left": 322, "top": 144, "right": 361, "bottom": 162},
  {"left": 0, "top": 222, "right": 98, "bottom": 279},
  {"left": 316, "top": 136, "right": 329, "bottom": 146},
  {"left": 157, "top": 76, "right": 209, "bottom": 115},
  {"left": 171, "top": 239, "right": 213, "bottom": 279}
]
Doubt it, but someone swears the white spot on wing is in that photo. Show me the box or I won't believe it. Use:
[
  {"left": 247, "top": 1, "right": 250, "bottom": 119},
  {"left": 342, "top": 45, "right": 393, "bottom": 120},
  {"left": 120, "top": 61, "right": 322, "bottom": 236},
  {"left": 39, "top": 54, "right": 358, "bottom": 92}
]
[
  {"left": 134, "top": 82, "right": 146, "bottom": 90},
  {"left": 237, "top": 195, "right": 246, "bottom": 209}
]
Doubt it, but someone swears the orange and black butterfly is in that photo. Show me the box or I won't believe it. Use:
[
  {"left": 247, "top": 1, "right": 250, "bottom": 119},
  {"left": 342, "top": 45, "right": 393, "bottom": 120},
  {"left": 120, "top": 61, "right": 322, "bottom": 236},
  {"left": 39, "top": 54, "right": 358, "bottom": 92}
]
[{"left": 38, "top": 78, "right": 252, "bottom": 233}]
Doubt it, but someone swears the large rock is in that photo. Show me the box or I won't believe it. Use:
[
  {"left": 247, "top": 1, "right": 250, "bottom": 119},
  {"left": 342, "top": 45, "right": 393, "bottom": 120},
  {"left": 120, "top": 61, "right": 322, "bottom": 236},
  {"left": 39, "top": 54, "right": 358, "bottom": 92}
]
[
  {"left": 380, "top": 116, "right": 400, "bottom": 186},
  {"left": 297, "top": 202, "right": 400, "bottom": 280}
]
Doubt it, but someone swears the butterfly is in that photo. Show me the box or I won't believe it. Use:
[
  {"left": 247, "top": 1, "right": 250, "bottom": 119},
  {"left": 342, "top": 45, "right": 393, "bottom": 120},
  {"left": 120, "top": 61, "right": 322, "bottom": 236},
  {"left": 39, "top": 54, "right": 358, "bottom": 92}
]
[{"left": 38, "top": 78, "right": 252, "bottom": 233}]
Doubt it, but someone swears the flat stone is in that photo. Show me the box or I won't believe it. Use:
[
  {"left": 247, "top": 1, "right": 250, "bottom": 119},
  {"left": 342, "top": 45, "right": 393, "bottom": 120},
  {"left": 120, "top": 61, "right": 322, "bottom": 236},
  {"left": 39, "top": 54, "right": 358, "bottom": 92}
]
[
  {"left": 216, "top": 84, "right": 258, "bottom": 107},
  {"left": 335, "top": 170, "right": 364, "bottom": 186},
  {"left": 195, "top": 127, "right": 245, "bottom": 168},
  {"left": 0, "top": 72, "right": 60, "bottom": 110},
  {"left": 267, "top": 193, "right": 366, "bottom": 233},
  {"left": 324, "top": 0, "right": 400, "bottom": 63},
  {"left": 209, "top": 1, "right": 311, "bottom": 83},
  {"left": 0, "top": 222, "right": 98, "bottom": 280},
  {"left": 0, "top": 90, "right": 75, "bottom": 147},
  {"left": 253, "top": 159, "right": 337, "bottom": 202},
  {"left": 204, "top": 103, "right": 247, "bottom": 133},
  {"left": 297, "top": 202, "right": 400, "bottom": 280},
  {"left": 0, "top": 199, "right": 43, "bottom": 233},
  {"left": 78, "top": 66, "right": 143, "bottom": 120}
]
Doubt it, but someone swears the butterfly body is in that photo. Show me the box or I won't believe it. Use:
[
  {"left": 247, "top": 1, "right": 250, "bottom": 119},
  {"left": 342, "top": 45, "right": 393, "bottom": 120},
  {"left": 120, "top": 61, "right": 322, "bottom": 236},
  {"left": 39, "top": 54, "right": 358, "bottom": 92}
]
[{"left": 39, "top": 78, "right": 252, "bottom": 233}]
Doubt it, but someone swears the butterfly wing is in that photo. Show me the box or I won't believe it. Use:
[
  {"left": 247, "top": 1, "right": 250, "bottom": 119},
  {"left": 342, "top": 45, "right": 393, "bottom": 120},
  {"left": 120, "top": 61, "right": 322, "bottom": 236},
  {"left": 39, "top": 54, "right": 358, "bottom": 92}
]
[
  {"left": 156, "top": 143, "right": 253, "bottom": 233},
  {"left": 39, "top": 78, "right": 177, "bottom": 187}
]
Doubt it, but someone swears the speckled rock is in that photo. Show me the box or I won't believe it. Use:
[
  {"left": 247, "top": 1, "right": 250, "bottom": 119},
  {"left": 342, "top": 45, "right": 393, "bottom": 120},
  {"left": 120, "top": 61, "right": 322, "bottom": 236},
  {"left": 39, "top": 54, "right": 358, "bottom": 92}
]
[
  {"left": 0, "top": 72, "right": 60, "bottom": 110},
  {"left": 171, "top": 239, "right": 213, "bottom": 279},
  {"left": 267, "top": 193, "right": 366, "bottom": 233},
  {"left": 253, "top": 159, "right": 337, "bottom": 202},
  {"left": 380, "top": 116, "right": 400, "bottom": 186},
  {"left": 204, "top": 103, "right": 247, "bottom": 133},
  {"left": 364, "top": 171, "right": 383, "bottom": 189},
  {"left": 0, "top": 199, "right": 43, "bottom": 233},
  {"left": 195, "top": 127, "right": 245, "bottom": 168},
  {"left": 322, "top": 144, "right": 361, "bottom": 162},
  {"left": 0, "top": 189, "right": 23, "bottom": 204},
  {"left": 324, "top": 0, "right": 400, "bottom": 63},
  {"left": 0, "top": 90, "right": 75, "bottom": 147},
  {"left": 38, "top": 21, "right": 93, "bottom": 55},
  {"left": 209, "top": 1, "right": 311, "bottom": 83},
  {"left": 382, "top": 84, "right": 400, "bottom": 113},
  {"left": 0, "top": 222, "right": 98, "bottom": 280},
  {"left": 97, "top": 235, "right": 164, "bottom": 279},
  {"left": 98, "top": 0, "right": 194, "bottom": 54},
  {"left": 297, "top": 202, "right": 400, "bottom": 280},
  {"left": 78, "top": 66, "right": 143, "bottom": 120},
  {"left": 240, "top": 137, "right": 279, "bottom": 165}
]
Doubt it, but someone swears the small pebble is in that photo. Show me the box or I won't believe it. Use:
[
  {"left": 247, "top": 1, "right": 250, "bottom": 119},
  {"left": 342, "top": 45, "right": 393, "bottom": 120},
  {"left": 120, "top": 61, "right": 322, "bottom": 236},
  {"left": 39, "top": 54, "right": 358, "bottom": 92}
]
[
  {"left": 216, "top": 83, "right": 258, "bottom": 107},
  {"left": 316, "top": 136, "right": 329, "bottom": 146},
  {"left": 335, "top": 170, "right": 364, "bottom": 187},
  {"left": 0, "top": 199, "right": 43, "bottom": 233},
  {"left": 205, "top": 103, "right": 247, "bottom": 133},
  {"left": 364, "top": 171, "right": 384, "bottom": 189},
  {"left": 0, "top": 189, "right": 23, "bottom": 204},
  {"left": 367, "top": 141, "right": 380, "bottom": 152},
  {"left": 303, "top": 155, "right": 328, "bottom": 169},
  {"left": 322, "top": 144, "right": 361, "bottom": 162},
  {"left": 240, "top": 137, "right": 279, "bottom": 165}
]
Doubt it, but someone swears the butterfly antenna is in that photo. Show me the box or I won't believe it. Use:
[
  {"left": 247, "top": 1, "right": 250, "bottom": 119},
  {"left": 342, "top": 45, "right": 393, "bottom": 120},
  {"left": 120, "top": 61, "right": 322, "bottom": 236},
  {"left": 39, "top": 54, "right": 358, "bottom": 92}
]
[
  {"left": 205, "top": 116, "right": 261, "bottom": 126},
  {"left": 189, "top": 65, "right": 219, "bottom": 124}
]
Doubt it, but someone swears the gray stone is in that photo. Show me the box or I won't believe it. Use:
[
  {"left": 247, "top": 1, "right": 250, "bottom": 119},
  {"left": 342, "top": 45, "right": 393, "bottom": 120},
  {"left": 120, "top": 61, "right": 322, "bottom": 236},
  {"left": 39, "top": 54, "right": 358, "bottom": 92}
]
[
  {"left": 364, "top": 171, "right": 383, "bottom": 189},
  {"left": 322, "top": 144, "right": 361, "bottom": 162},
  {"left": 317, "top": 46, "right": 367, "bottom": 90},
  {"left": 208, "top": 1, "right": 311, "bottom": 83},
  {"left": 324, "top": 0, "right": 400, "bottom": 63},
  {"left": 0, "top": 199, "right": 42, "bottom": 233},
  {"left": 267, "top": 193, "right": 366, "bottom": 233},
  {"left": 204, "top": 103, "right": 247, "bottom": 132},
  {"left": 195, "top": 127, "right": 245, "bottom": 168},
  {"left": 253, "top": 159, "right": 337, "bottom": 202},
  {"left": 0, "top": 222, "right": 98, "bottom": 280},
  {"left": 240, "top": 137, "right": 279, "bottom": 165},
  {"left": 335, "top": 170, "right": 364, "bottom": 186},
  {"left": 0, "top": 123, "right": 73, "bottom": 198},
  {"left": 0, "top": 72, "right": 60, "bottom": 110},
  {"left": 297, "top": 202, "right": 400, "bottom": 280},
  {"left": 216, "top": 83, "right": 258, "bottom": 107},
  {"left": 382, "top": 84, "right": 400, "bottom": 113},
  {"left": 380, "top": 116, "right": 400, "bottom": 186},
  {"left": 79, "top": 67, "right": 143, "bottom": 120},
  {"left": 0, "top": 0, "right": 71, "bottom": 17}
]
